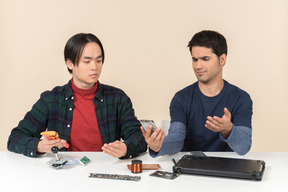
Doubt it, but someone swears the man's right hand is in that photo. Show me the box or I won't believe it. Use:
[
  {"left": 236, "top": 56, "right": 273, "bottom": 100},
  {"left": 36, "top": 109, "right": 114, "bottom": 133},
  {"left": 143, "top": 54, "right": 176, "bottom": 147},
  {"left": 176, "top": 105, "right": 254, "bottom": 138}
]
[
  {"left": 37, "top": 137, "right": 67, "bottom": 153},
  {"left": 141, "top": 125, "right": 165, "bottom": 152}
]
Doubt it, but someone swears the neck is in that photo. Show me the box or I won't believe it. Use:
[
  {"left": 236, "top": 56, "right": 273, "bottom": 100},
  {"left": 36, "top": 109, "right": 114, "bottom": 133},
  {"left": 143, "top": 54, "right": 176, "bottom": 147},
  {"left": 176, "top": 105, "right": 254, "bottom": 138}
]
[
  {"left": 72, "top": 78, "right": 96, "bottom": 89},
  {"left": 198, "top": 79, "right": 224, "bottom": 97}
]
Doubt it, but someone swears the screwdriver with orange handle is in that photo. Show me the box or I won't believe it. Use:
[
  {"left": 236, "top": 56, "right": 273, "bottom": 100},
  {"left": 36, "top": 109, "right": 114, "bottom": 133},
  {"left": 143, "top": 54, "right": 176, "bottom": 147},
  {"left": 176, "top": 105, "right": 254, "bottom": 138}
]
[{"left": 41, "top": 131, "right": 69, "bottom": 148}]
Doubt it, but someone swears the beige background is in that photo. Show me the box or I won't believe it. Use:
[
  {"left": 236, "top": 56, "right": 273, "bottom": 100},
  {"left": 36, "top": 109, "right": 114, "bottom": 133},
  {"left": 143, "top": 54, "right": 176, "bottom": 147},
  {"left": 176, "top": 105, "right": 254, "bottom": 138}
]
[{"left": 1, "top": 0, "right": 287, "bottom": 152}]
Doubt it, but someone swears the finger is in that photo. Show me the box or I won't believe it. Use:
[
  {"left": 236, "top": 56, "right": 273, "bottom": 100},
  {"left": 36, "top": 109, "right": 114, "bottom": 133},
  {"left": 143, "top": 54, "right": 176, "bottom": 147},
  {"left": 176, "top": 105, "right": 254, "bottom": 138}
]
[
  {"left": 149, "top": 128, "right": 160, "bottom": 142},
  {"left": 38, "top": 138, "right": 63, "bottom": 153},
  {"left": 59, "top": 139, "right": 68, "bottom": 148},
  {"left": 205, "top": 120, "right": 220, "bottom": 132},
  {"left": 108, "top": 140, "right": 124, "bottom": 150},
  {"left": 102, "top": 146, "right": 118, "bottom": 157},
  {"left": 140, "top": 126, "right": 146, "bottom": 136},
  {"left": 102, "top": 144, "right": 115, "bottom": 153},
  {"left": 160, "top": 130, "right": 166, "bottom": 140},
  {"left": 151, "top": 127, "right": 163, "bottom": 137},
  {"left": 46, "top": 139, "right": 62, "bottom": 147},
  {"left": 153, "top": 129, "right": 165, "bottom": 142},
  {"left": 207, "top": 116, "right": 222, "bottom": 127},
  {"left": 223, "top": 107, "right": 231, "bottom": 119},
  {"left": 154, "top": 130, "right": 165, "bottom": 146},
  {"left": 146, "top": 125, "right": 153, "bottom": 136},
  {"left": 107, "top": 141, "right": 127, "bottom": 152},
  {"left": 102, "top": 142, "right": 126, "bottom": 157},
  {"left": 211, "top": 116, "right": 223, "bottom": 125}
]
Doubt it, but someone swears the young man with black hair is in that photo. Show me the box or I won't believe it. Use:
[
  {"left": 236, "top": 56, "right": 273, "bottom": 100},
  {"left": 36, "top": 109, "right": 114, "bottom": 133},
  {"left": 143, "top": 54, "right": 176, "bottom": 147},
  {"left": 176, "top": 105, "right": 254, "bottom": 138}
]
[
  {"left": 8, "top": 33, "right": 147, "bottom": 159},
  {"left": 142, "top": 30, "right": 253, "bottom": 157}
]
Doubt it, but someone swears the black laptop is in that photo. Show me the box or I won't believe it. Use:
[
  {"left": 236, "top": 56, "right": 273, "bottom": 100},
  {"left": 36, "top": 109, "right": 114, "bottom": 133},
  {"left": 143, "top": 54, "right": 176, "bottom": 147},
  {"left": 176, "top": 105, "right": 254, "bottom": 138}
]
[{"left": 173, "top": 154, "right": 265, "bottom": 181}]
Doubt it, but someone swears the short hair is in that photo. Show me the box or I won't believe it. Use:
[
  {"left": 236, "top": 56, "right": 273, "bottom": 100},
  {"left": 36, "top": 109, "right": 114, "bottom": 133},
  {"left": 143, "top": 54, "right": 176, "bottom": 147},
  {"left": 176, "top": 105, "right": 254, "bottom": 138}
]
[
  {"left": 64, "top": 33, "right": 105, "bottom": 73},
  {"left": 187, "top": 30, "right": 227, "bottom": 57}
]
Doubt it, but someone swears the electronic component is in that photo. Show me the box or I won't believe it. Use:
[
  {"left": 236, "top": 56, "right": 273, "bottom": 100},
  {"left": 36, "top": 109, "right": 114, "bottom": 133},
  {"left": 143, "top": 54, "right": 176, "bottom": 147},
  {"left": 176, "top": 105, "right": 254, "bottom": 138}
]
[
  {"left": 50, "top": 161, "right": 68, "bottom": 170},
  {"left": 127, "top": 164, "right": 161, "bottom": 170},
  {"left": 131, "top": 160, "right": 142, "bottom": 173},
  {"left": 150, "top": 171, "right": 180, "bottom": 180},
  {"left": 140, "top": 119, "right": 157, "bottom": 133},
  {"left": 89, "top": 173, "right": 141, "bottom": 181},
  {"left": 79, "top": 156, "right": 91, "bottom": 165}
]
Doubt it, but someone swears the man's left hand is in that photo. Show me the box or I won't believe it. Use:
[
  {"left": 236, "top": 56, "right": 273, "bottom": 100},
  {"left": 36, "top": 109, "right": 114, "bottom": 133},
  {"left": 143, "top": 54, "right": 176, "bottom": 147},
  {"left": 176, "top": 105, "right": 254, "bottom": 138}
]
[
  {"left": 205, "top": 107, "right": 233, "bottom": 138},
  {"left": 101, "top": 140, "right": 127, "bottom": 158}
]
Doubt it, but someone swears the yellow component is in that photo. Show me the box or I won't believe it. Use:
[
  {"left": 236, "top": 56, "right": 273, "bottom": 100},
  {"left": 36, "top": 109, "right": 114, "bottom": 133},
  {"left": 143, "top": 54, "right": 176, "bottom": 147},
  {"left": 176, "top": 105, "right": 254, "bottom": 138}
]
[{"left": 41, "top": 131, "right": 59, "bottom": 140}]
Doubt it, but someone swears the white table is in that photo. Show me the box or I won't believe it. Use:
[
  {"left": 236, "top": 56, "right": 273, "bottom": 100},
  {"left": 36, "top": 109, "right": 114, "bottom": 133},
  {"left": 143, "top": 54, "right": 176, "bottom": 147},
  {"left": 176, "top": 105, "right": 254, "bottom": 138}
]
[{"left": 0, "top": 151, "right": 287, "bottom": 191}]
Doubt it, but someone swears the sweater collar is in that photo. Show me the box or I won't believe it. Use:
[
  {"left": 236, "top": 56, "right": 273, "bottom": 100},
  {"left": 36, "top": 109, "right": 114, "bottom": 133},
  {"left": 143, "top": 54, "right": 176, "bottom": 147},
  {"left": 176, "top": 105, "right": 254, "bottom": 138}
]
[
  {"left": 65, "top": 80, "right": 104, "bottom": 102},
  {"left": 71, "top": 79, "right": 98, "bottom": 96}
]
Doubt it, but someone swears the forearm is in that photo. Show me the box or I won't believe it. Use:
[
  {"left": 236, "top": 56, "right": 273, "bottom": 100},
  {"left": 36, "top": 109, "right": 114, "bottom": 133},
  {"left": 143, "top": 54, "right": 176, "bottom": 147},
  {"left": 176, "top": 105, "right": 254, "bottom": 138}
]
[
  {"left": 119, "top": 97, "right": 147, "bottom": 159},
  {"left": 150, "top": 122, "right": 186, "bottom": 158},
  {"left": 121, "top": 135, "right": 147, "bottom": 159},
  {"left": 7, "top": 101, "right": 49, "bottom": 157},
  {"left": 7, "top": 127, "right": 41, "bottom": 157},
  {"left": 220, "top": 124, "right": 252, "bottom": 155}
]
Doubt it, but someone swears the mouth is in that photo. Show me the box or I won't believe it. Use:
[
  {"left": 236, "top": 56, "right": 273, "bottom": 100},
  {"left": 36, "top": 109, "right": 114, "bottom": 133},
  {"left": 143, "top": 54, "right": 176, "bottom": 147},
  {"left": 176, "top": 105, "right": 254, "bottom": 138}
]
[
  {"left": 89, "top": 74, "right": 98, "bottom": 78},
  {"left": 196, "top": 71, "right": 206, "bottom": 76}
]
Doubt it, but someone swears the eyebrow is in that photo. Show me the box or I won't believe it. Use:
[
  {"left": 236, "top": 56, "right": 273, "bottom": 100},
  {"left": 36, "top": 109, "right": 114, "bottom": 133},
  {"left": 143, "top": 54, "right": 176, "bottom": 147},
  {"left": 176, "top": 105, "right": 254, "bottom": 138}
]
[
  {"left": 192, "top": 56, "right": 210, "bottom": 60},
  {"left": 83, "top": 55, "right": 103, "bottom": 60}
]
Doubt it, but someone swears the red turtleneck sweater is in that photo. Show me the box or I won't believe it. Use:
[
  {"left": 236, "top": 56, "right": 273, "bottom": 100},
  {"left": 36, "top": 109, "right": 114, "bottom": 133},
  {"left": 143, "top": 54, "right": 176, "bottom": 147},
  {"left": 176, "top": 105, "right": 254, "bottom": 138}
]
[{"left": 69, "top": 80, "right": 103, "bottom": 151}]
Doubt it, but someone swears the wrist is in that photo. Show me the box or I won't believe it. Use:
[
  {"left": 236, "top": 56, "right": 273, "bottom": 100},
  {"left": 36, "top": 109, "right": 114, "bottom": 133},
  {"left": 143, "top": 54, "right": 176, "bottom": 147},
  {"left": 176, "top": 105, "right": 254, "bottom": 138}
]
[{"left": 221, "top": 122, "right": 233, "bottom": 138}]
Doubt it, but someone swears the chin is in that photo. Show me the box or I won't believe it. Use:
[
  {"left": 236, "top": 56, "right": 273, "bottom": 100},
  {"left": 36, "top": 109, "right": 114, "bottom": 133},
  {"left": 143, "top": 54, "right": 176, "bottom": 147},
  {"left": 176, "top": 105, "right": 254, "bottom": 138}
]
[{"left": 198, "top": 78, "right": 210, "bottom": 84}]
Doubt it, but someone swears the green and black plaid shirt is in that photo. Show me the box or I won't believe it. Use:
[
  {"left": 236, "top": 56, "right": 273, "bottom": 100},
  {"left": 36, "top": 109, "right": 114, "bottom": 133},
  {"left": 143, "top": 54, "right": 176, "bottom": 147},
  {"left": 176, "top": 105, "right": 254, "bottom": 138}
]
[{"left": 7, "top": 80, "right": 147, "bottom": 158}]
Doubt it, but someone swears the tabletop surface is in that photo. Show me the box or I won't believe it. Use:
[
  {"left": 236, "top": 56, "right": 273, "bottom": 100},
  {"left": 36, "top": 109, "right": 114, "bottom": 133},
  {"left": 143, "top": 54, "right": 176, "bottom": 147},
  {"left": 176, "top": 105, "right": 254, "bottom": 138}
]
[{"left": 0, "top": 151, "right": 287, "bottom": 191}]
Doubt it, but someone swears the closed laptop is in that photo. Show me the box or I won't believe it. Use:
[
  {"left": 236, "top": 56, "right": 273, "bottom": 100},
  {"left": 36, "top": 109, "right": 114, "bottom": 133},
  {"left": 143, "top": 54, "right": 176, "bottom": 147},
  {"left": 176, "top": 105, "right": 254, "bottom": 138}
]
[{"left": 173, "top": 155, "right": 265, "bottom": 181}]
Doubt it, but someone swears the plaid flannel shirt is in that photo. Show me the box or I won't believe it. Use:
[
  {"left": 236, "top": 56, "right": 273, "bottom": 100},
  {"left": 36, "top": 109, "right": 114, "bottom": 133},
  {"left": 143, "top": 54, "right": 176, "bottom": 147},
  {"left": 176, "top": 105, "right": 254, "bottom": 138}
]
[{"left": 7, "top": 80, "right": 147, "bottom": 158}]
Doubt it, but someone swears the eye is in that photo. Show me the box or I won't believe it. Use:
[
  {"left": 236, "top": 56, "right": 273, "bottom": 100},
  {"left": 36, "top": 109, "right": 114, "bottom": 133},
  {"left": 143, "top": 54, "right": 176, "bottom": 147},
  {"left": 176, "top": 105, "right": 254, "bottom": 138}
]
[
  {"left": 202, "top": 56, "right": 210, "bottom": 61},
  {"left": 96, "top": 59, "right": 102, "bottom": 63},
  {"left": 83, "top": 60, "right": 90, "bottom": 64},
  {"left": 192, "top": 58, "right": 198, "bottom": 62}
]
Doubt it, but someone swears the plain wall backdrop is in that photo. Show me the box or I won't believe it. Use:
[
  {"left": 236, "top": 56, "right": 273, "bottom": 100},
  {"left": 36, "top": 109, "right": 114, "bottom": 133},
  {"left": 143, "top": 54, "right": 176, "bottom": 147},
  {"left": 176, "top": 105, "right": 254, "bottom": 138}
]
[{"left": 1, "top": 0, "right": 287, "bottom": 152}]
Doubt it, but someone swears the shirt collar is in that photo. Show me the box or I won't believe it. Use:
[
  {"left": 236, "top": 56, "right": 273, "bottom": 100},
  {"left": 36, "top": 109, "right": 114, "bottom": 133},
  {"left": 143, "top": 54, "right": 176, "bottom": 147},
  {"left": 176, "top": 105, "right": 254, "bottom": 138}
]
[{"left": 65, "top": 80, "right": 104, "bottom": 102}]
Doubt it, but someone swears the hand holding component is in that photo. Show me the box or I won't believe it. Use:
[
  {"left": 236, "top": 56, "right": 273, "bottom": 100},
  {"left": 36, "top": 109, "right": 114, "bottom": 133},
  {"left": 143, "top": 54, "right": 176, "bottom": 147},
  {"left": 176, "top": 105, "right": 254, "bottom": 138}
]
[
  {"left": 37, "top": 131, "right": 69, "bottom": 153},
  {"left": 37, "top": 137, "right": 68, "bottom": 153},
  {"left": 141, "top": 125, "right": 165, "bottom": 153},
  {"left": 41, "top": 131, "right": 69, "bottom": 148}
]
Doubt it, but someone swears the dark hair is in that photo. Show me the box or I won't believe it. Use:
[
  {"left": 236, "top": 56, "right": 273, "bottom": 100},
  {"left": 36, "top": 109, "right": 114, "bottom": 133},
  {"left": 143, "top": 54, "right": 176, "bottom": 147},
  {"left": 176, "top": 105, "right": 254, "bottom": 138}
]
[
  {"left": 187, "top": 30, "right": 227, "bottom": 57},
  {"left": 64, "top": 33, "right": 105, "bottom": 73}
]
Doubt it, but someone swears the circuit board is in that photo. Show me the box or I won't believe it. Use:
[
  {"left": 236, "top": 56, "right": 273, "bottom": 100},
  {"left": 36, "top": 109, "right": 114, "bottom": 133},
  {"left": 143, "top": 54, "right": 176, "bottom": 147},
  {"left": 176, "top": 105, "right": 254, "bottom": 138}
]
[{"left": 89, "top": 173, "right": 141, "bottom": 181}]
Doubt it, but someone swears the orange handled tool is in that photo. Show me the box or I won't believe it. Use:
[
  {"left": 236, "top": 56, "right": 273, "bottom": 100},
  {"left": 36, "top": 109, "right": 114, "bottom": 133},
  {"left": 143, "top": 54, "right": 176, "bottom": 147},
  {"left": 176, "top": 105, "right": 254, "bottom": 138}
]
[{"left": 41, "top": 131, "right": 69, "bottom": 148}]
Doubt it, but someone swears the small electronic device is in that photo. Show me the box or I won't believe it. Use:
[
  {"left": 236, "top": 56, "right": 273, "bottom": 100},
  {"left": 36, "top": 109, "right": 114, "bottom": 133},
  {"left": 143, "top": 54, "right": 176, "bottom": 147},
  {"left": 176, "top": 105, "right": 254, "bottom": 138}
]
[
  {"left": 79, "top": 156, "right": 91, "bottom": 165},
  {"left": 150, "top": 171, "right": 180, "bottom": 180},
  {"left": 140, "top": 119, "right": 157, "bottom": 133}
]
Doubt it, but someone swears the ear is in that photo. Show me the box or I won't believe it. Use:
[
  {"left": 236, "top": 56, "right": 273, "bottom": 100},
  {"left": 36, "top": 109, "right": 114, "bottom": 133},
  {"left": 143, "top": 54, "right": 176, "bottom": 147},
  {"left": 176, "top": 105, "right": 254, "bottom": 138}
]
[
  {"left": 219, "top": 54, "right": 227, "bottom": 66},
  {"left": 66, "top": 59, "right": 74, "bottom": 71}
]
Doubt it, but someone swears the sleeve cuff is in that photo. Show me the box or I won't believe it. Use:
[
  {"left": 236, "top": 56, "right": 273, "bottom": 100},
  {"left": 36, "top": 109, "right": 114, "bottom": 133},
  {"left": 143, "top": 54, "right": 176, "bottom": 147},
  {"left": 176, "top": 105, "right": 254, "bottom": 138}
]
[{"left": 219, "top": 124, "right": 235, "bottom": 142}]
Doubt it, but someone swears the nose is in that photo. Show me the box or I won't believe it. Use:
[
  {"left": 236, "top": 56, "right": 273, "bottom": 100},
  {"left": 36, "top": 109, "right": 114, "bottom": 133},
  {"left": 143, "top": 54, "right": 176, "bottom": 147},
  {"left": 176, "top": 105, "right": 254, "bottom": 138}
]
[
  {"left": 193, "top": 60, "right": 203, "bottom": 69},
  {"left": 90, "top": 60, "right": 97, "bottom": 70}
]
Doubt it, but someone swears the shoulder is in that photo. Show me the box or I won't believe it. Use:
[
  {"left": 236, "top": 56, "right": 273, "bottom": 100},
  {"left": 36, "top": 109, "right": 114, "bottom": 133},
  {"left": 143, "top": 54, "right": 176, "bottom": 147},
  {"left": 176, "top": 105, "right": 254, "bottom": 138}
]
[
  {"left": 97, "top": 82, "right": 131, "bottom": 103},
  {"left": 224, "top": 80, "right": 252, "bottom": 103},
  {"left": 42, "top": 81, "right": 69, "bottom": 94},
  {"left": 173, "top": 82, "right": 198, "bottom": 99},
  {"left": 39, "top": 81, "right": 71, "bottom": 101},
  {"left": 98, "top": 82, "right": 126, "bottom": 96},
  {"left": 170, "top": 82, "right": 198, "bottom": 109},
  {"left": 225, "top": 80, "right": 250, "bottom": 96}
]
